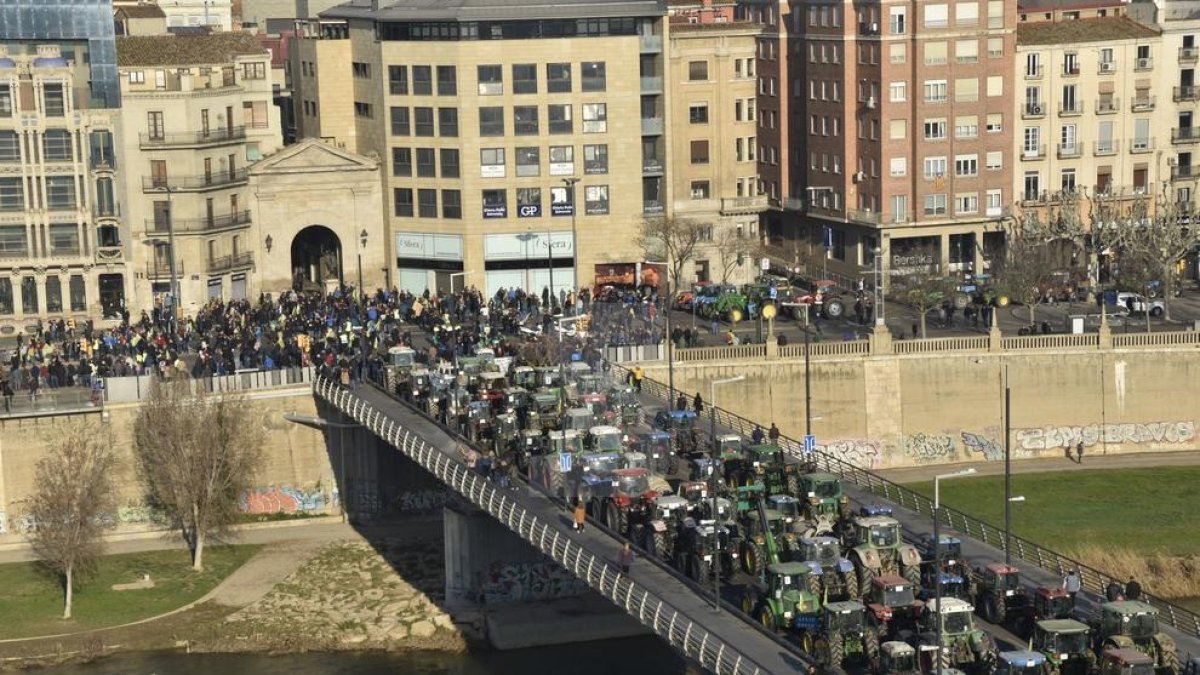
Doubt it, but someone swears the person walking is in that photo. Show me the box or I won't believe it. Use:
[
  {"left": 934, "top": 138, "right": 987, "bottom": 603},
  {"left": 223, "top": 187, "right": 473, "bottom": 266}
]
[
  {"left": 1125, "top": 576, "right": 1142, "bottom": 601},
  {"left": 573, "top": 499, "right": 587, "bottom": 532},
  {"left": 632, "top": 366, "right": 644, "bottom": 392},
  {"left": 617, "top": 541, "right": 635, "bottom": 576},
  {"left": 1075, "top": 441, "right": 1084, "bottom": 464},
  {"left": 676, "top": 393, "right": 687, "bottom": 411},
  {"left": 692, "top": 392, "right": 704, "bottom": 415},
  {"left": 0, "top": 377, "right": 11, "bottom": 413},
  {"left": 1063, "top": 569, "right": 1082, "bottom": 603},
  {"left": 769, "top": 422, "right": 780, "bottom": 444}
]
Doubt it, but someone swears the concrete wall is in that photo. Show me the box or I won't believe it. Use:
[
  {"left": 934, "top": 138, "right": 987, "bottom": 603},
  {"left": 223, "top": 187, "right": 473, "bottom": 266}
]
[{"left": 641, "top": 348, "right": 1200, "bottom": 469}]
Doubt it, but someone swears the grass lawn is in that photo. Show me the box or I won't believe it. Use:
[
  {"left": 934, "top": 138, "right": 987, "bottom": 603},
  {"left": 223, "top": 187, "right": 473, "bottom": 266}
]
[
  {"left": 0, "top": 544, "right": 260, "bottom": 640},
  {"left": 901, "top": 467, "right": 1200, "bottom": 557}
]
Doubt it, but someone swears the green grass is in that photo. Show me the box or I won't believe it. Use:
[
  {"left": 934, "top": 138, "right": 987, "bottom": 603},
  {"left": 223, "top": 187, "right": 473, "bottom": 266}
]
[
  {"left": 903, "top": 467, "right": 1200, "bottom": 557},
  {"left": 0, "top": 544, "right": 260, "bottom": 640}
]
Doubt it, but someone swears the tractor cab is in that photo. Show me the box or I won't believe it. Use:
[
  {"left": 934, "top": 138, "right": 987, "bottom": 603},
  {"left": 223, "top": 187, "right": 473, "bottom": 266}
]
[
  {"left": 921, "top": 597, "right": 980, "bottom": 636},
  {"left": 718, "top": 434, "right": 744, "bottom": 460},
  {"left": 692, "top": 457, "right": 723, "bottom": 481},
  {"left": 920, "top": 533, "right": 965, "bottom": 565},
  {"left": 881, "top": 641, "right": 920, "bottom": 675},
  {"left": 867, "top": 575, "right": 924, "bottom": 630},
  {"left": 800, "top": 536, "right": 853, "bottom": 573},
  {"left": 388, "top": 345, "right": 416, "bottom": 367},
  {"left": 800, "top": 472, "right": 849, "bottom": 512},
  {"left": 562, "top": 407, "right": 595, "bottom": 432},
  {"left": 1033, "top": 619, "right": 1093, "bottom": 675},
  {"left": 921, "top": 571, "right": 971, "bottom": 602},
  {"left": 565, "top": 361, "right": 592, "bottom": 382},
  {"left": 613, "top": 467, "right": 655, "bottom": 499},
  {"left": 576, "top": 372, "right": 604, "bottom": 395},
  {"left": 770, "top": 494, "right": 803, "bottom": 523},
  {"left": 589, "top": 425, "right": 625, "bottom": 453},
  {"left": 534, "top": 366, "right": 564, "bottom": 389},
  {"left": 995, "top": 651, "right": 1047, "bottom": 675},
  {"left": 511, "top": 366, "right": 538, "bottom": 390},
  {"left": 768, "top": 562, "right": 820, "bottom": 608},
  {"left": 578, "top": 451, "right": 624, "bottom": 476},
  {"left": 655, "top": 409, "right": 698, "bottom": 432},
  {"left": 655, "top": 494, "right": 688, "bottom": 523},
  {"left": 823, "top": 600, "right": 869, "bottom": 633},
  {"left": 547, "top": 430, "right": 584, "bottom": 456},
  {"left": 531, "top": 392, "right": 561, "bottom": 420},
  {"left": 860, "top": 503, "right": 894, "bottom": 517},
  {"left": 1098, "top": 601, "right": 1160, "bottom": 643},
  {"left": 1034, "top": 587, "right": 1075, "bottom": 620},
  {"left": 980, "top": 563, "right": 1023, "bottom": 595},
  {"left": 1099, "top": 649, "right": 1156, "bottom": 675},
  {"left": 746, "top": 443, "right": 785, "bottom": 468},
  {"left": 853, "top": 516, "right": 903, "bottom": 548},
  {"left": 678, "top": 480, "right": 710, "bottom": 505}
]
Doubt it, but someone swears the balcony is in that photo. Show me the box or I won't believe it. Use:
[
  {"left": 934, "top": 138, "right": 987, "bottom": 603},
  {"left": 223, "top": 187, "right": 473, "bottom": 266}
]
[
  {"left": 638, "top": 34, "right": 662, "bottom": 53},
  {"left": 1022, "top": 102, "right": 1046, "bottom": 119},
  {"left": 1021, "top": 144, "right": 1047, "bottom": 160},
  {"left": 1130, "top": 138, "right": 1155, "bottom": 153},
  {"left": 1132, "top": 95, "right": 1156, "bottom": 111},
  {"left": 783, "top": 197, "right": 806, "bottom": 211},
  {"left": 1135, "top": 57, "right": 1153, "bottom": 71},
  {"left": 95, "top": 246, "right": 123, "bottom": 263},
  {"left": 207, "top": 252, "right": 254, "bottom": 273},
  {"left": 641, "top": 117, "right": 664, "bottom": 136},
  {"left": 1093, "top": 140, "right": 1119, "bottom": 156},
  {"left": 1173, "top": 127, "right": 1200, "bottom": 144},
  {"left": 1172, "top": 164, "right": 1198, "bottom": 180},
  {"left": 145, "top": 210, "right": 252, "bottom": 234},
  {"left": 640, "top": 76, "right": 663, "bottom": 94},
  {"left": 89, "top": 153, "right": 117, "bottom": 171},
  {"left": 1174, "top": 86, "right": 1200, "bottom": 102},
  {"left": 1024, "top": 65, "right": 1043, "bottom": 80},
  {"left": 1021, "top": 191, "right": 1048, "bottom": 205},
  {"left": 139, "top": 126, "right": 246, "bottom": 149},
  {"left": 859, "top": 22, "right": 880, "bottom": 36},
  {"left": 1062, "top": 65, "right": 1080, "bottom": 77},
  {"left": 1095, "top": 98, "right": 1119, "bottom": 114},
  {"left": 1057, "top": 143, "right": 1082, "bottom": 159},
  {"left": 720, "top": 195, "right": 769, "bottom": 215},
  {"left": 1058, "top": 101, "right": 1083, "bottom": 116},
  {"left": 145, "top": 260, "right": 184, "bottom": 280},
  {"left": 142, "top": 168, "right": 249, "bottom": 192},
  {"left": 849, "top": 209, "right": 884, "bottom": 224},
  {"left": 642, "top": 200, "right": 664, "bottom": 215},
  {"left": 641, "top": 158, "right": 664, "bottom": 175},
  {"left": 1182, "top": 46, "right": 1200, "bottom": 63}
]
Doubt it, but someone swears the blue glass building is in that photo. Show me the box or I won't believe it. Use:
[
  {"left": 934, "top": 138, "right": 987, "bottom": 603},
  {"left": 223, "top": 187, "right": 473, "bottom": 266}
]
[{"left": 0, "top": 0, "right": 119, "bottom": 108}]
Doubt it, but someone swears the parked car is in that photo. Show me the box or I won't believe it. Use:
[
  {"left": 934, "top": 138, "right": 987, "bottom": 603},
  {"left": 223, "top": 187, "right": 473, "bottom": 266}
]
[{"left": 1113, "top": 292, "right": 1165, "bottom": 317}]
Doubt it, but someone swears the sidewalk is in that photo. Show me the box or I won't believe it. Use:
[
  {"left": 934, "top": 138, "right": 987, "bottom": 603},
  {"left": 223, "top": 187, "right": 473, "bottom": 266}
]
[{"left": 877, "top": 449, "right": 1200, "bottom": 484}]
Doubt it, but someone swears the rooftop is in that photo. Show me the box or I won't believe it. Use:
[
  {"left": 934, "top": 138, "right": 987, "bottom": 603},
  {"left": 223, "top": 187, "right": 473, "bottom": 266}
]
[
  {"left": 1018, "top": 0, "right": 1125, "bottom": 11},
  {"left": 322, "top": 0, "right": 666, "bottom": 22},
  {"left": 116, "top": 32, "right": 268, "bottom": 67},
  {"left": 116, "top": 4, "right": 166, "bottom": 19},
  {"left": 1016, "top": 16, "right": 1159, "bottom": 44}
]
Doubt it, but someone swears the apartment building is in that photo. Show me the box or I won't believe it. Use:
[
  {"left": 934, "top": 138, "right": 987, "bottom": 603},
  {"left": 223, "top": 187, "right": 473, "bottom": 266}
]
[
  {"left": 292, "top": 0, "right": 670, "bottom": 295},
  {"left": 113, "top": 0, "right": 235, "bottom": 32},
  {"left": 116, "top": 32, "right": 282, "bottom": 312},
  {"left": 1014, "top": 10, "right": 1164, "bottom": 220},
  {"left": 1141, "top": 0, "right": 1200, "bottom": 212},
  {"left": 667, "top": 0, "right": 764, "bottom": 284},
  {"left": 0, "top": 2, "right": 127, "bottom": 328}
]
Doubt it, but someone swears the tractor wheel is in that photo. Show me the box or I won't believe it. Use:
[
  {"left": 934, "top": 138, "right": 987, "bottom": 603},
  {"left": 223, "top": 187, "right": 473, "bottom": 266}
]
[
  {"left": 604, "top": 501, "right": 620, "bottom": 533},
  {"left": 993, "top": 596, "right": 1008, "bottom": 626},
  {"left": 743, "top": 541, "right": 764, "bottom": 577},
  {"left": 1159, "top": 643, "right": 1181, "bottom": 675},
  {"left": 977, "top": 644, "right": 998, "bottom": 675},
  {"left": 902, "top": 563, "right": 922, "bottom": 589},
  {"left": 981, "top": 595, "right": 998, "bottom": 624},
  {"left": 843, "top": 570, "right": 860, "bottom": 601},
  {"left": 828, "top": 633, "right": 846, "bottom": 669},
  {"left": 615, "top": 508, "right": 629, "bottom": 538},
  {"left": 857, "top": 562, "right": 876, "bottom": 596},
  {"left": 801, "top": 631, "right": 815, "bottom": 654},
  {"left": 865, "top": 625, "right": 881, "bottom": 668},
  {"left": 787, "top": 473, "right": 801, "bottom": 497},
  {"left": 807, "top": 572, "right": 823, "bottom": 597},
  {"left": 652, "top": 531, "right": 668, "bottom": 560},
  {"left": 824, "top": 298, "right": 845, "bottom": 319},
  {"left": 815, "top": 636, "right": 833, "bottom": 666},
  {"left": 742, "top": 593, "right": 757, "bottom": 615},
  {"left": 695, "top": 556, "right": 712, "bottom": 583},
  {"left": 758, "top": 606, "right": 778, "bottom": 632}
]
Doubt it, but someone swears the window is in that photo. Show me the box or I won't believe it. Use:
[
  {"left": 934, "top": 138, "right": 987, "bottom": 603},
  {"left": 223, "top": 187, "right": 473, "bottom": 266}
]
[
  {"left": 128, "top": 70, "right": 146, "bottom": 84},
  {"left": 475, "top": 190, "right": 509, "bottom": 223},
  {"left": 391, "top": 107, "right": 410, "bottom": 135},
  {"left": 442, "top": 189, "right": 462, "bottom": 219},
  {"left": 549, "top": 104, "right": 573, "bottom": 134},
  {"left": 890, "top": 119, "right": 907, "bottom": 140},
  {"left": 433, "top": 107, "right": 458, "bottom": 137},
  {"left": 43, "top": 83, "right": 65, "bottom": 117},
  {"left": 43, "top": 129, "right": 72, "bottom": 162},
  {"left": 890, "top": 82, "right": 907, "bottom": 102},
  {"left": 46, "top": 176, "right": 75, "bottom": 210},
  {"left": 690, "top": 140, "right": 710, "bottom": 164},
  {"left": 517, "top": 187, "right": 542, "bottom": 216},
  {"left": 392, "top": 147, "right": 412, "bottom": 176},
  {"left": 891, "top": 195, "right": 909, "bottom": 222},
  {"left": 1063, "top": 53, "right": 1079, "bottom": 75},
  {"left": 412, "top": 66, "right": 432, "bottom": 95},
  {"left": 688, "top": 61, "right": 709, "bottom": 81},
  {"left": 432, "top": 65, "right": 456, "bottom": 96},
  {"left": 690, "top": 104, "right": 709, "bottom": 124},
  {"left": 416, "top": 148, "right": 437, "bottom": 177},
  {"left": 890, "top": 157, "right": 908, "bottom": 176},
  {"left": 480, "top": 148, "right": 506, "bottom": 177},
  {"left": 890, "top": 6, "right": 907, "bottom": 33},
  {"left": 986, "top": 151, "right": 1002, "bottom": 170},
  {"left": 394, "top": 188, "right": 413, "bottom": 217},
  {"left": 988, "top": 37, "right": 1003, "bottom": 58},
  {"left": 21, "top": 277, "right": 36, "bottom": 315},
  {"left": 478, "top": 64, "right": 503, "bottom": 95},
  {"left": 956, "top": 193, "right": 978, "bottom": 214},
  {"left": 352, "top": 62, "right": 370, "bottom": 78},
  {"left": 924, "top": 80, "right": 948, "bottom": 102},
  {"left": 955, "top": 39, "right": 978, "bottom": 63},
  {"left": 582, "top": 103, "right": 607, "bottom": 133},
  {"left": 955, "top": 115, "right": 978, "bottom": 138},
  {"left": 987, "top": 76, "right": 1003, "bottom": 97},
  {"left": 955, "top": 154, "right": 978, "bottom": 176},
  {"left": 890, "top": 43, "right": 906, "bottom": 64},
  {"left": 479, "top": 107, "right": 504, "bottom": 136},
  {"left": 436, "top": 149, "right": 459, "bottom": 179},
  {"left": 547, "top": 63, "right": 571, "bottom": 92},
  {"left": 924, "top": 119, "right": 947, "bottom": 139},
  {"left": 925, "top": 41, "right": 948, "bottom": 66},
  {"left": 549, "top": 146, "right": 574, "bottom": 175},
  {"left": 1134, "top": 119, "right": 1150, "bottom": 150},
  {"left": 956, "top": 78, "right": 979, "bottom": 102},
  {"left": 354, "top": 101, "right": 373, "bottom": 118},
  {"left": 1061, "top": 168, "right": 1077, "bottom": 193},
  {"left": 986, "top": 189, "right": 1003, "bottom": 214},
  {"left": 585, "top": 185, "right": 609, "bottom": 214},
  {"left": 956, "top": 1, "right": 978, "bottom": 25},
  {"left": 924, "top": 193, "right": 948, "bottom": 215},
  {"left": 414, "top": 107, "right": 434, "bottom": 136},
  {"left": 0, "top": 178, "right": 23, "bottom": 211},
  {"left": 582, "top": 62, "right": 606, "bottom": 92},
  {"left": 924, "top": 156, "right": 947, "bottom": 179},
  {"left": 68, "top": 275, "right": 84, "bottom": 312},
  {"left": 924, "top": 4, "right": 949, "bottom": 27},
  {"left": 584, "top": 144, "right": 608, "bottom": 174},
  {"left": 1023, "top": 126, "right": 1042, "bottom": 155},
  {"left": 388, "top": 65, "right": 408, "bottom": 95},
  {"left": 987, "top": 113, "right": 1002, "bottom": 133},
  {"left": 147, "top": 111, "right": 165, "bottom": 140},
  {"left": 513, "top": 64, "right": 537, "bottom": 94},
  {"left": 45, "top": 275, "right": 61, "bottom": 313},
  {"left": 514, "top": 106, "right": 539, "bottom": 135},
  {"left": 0, "top": 131, "right": 19, "bottom": 163},
  {"left": 690, "top": 181, "right": 711, "bottom": 199},
  {"left": 516, "top": 147, "right": 540, "bottom": 177}
]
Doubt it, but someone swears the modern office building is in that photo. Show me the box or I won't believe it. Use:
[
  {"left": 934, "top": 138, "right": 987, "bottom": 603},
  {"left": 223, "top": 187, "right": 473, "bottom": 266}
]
[{"left": 291, "top": 0, "right": 671, "bottom": 295}]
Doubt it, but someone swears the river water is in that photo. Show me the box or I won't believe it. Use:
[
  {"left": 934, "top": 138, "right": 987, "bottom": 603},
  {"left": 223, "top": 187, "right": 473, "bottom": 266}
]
[{"left": 40, "top": 637, "right": 697, "bottom": 675}]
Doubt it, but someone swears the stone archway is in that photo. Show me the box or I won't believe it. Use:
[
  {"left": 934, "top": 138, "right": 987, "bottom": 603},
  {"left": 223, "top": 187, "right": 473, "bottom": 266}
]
[{"left": 291, "top": 225, "right": 342, "bottom": 292}]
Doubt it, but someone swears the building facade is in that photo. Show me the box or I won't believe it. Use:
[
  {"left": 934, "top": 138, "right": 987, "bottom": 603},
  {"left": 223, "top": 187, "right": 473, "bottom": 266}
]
[
  {"left": 291, "top": 0, "right": 671, "bottom": 296},
  {"left": 112, "top": 0, "right": 234, "bottom": 32},
  {"left": 116, "top": 32, "right": 282, "bottom": 313}
]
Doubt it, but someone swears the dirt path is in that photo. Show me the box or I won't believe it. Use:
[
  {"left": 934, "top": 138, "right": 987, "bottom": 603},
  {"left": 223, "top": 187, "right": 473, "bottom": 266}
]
[
  {"left": 877, "top": 449, "right": 1200, "bottom": 483},
  {"left": 207, "top": 537, "right": 336, "bottom": 608}
]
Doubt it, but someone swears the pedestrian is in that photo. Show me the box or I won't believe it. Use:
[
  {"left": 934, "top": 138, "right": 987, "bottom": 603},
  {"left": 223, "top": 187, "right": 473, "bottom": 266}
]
[
  {"left": 573, "top": 499, "right": 587, "bottom": 532},
  {"left": 0, "top": 377, "right": 11, "bottom": 413},
  {"left": 1075, "top": 441, "right": 1084, "bottom": 464},
  {"left": 1125, "top": 576, "right": 1142, "bottom": 601},
  {"left": 1063, "top": 569, "right": 1082, "bottom": 603},
  {"left": 676, "top": 393, "right": 687, "bottom": 411},
  {"left": 632, "top": 366, "right": 644, "bottom": 392},
  {"left": 911, "top": 322, "right": 919, "bottom": 339},
  {"left": 692, "top": 392, "right": 704, "bottom": 415},
  {"left": 1106, "top": 579, "right": 1125, "bottom": 601},
  {"left": 618, "top": 541, "right": 635, "bottom": 575},
  {"left": 752, "top": 425, "right": 765, "bottom": 444},
  {"left": 769, "top": 422, "right": 780, "bottom": 444}
]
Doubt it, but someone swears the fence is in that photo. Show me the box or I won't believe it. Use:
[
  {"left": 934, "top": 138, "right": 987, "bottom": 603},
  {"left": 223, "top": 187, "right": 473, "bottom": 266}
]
[
  {"left": 103, "top": 366, "right": 314, "bottom": 403},
  {"left": 0, "top": 385, "right": 101, "bottom": 418},
  {"left": 618, "top": 365, "right": 1200, "bottom": 640},
  {"left": 313, "top": 376, "right": 776, "bottom": 675}
]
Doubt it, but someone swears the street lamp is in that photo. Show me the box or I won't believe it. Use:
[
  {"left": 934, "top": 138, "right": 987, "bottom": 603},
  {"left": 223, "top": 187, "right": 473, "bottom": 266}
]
[
  {"left": 780, "top": 301, "right": 815, "bottom": 436},
  {"left": 1000, "top": 363, "right": 1014, "bottom": 565},
  {"left": 546, "top": 229, "right": 556, "bottom": 312},
  {"left": 517, "top": 230, "right": 537, "bottom": 293},
  {"left": 357, "top": 228, "right": 368, "bottom": 301},
  {"left": 562, "top": 177, "right": 581, "bottom": 313},
  {"left": 872, "top": 246, "right": 886, "bottom": 326},
  {"left": 709, "top": 374, "right": 746, "bottom": 612},
  {"left": 934, "top": 467, "right": 977, "bottom": 675}
]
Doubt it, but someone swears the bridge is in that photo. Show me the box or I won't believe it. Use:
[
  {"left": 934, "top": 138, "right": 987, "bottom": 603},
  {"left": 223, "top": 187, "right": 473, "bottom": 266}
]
[{"left": 312, "top": 369, "right": 1200, "bottom": 673}]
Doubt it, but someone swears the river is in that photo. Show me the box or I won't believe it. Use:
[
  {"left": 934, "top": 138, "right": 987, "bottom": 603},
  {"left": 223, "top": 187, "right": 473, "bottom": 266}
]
[{"left": 39, "top": 637, "right": 698, "bottom": 675}]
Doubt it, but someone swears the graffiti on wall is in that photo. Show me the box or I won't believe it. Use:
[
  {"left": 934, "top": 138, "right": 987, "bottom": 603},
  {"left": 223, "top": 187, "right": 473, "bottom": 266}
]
[
  {"left": 117, "top": 504, "right": 169, "bottom": 525},
  {"left": 395, "top": 489, "right": 450, "bottom": 514},
  {"left": 902, "top": 433, "right": 957, "bottom": 464},
  {"left": 241, "top": 486, "right": 331, "bottom": 515},
  {"left": 961, "top": 432, "right": 1003, "bottom": 461},
  {"left": 480, "top": 558, "right": 588, "bottom": 604},
  {"left": 1015, "top": 421, "right": 1195, "bottom": 451},
  {"left": 819, "top": 439, "right": 886, "bottom": 469}
]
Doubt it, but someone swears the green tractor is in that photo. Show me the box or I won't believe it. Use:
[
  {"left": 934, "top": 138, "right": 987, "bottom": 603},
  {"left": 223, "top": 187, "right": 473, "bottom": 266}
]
[
  {"left": 915, "top": 597, "right": 999, "bottom": 675},
  {"left": 738, "top": 489, "right": 796, "bottom": 578},
  {"left": 1031, "top": 619, "right": 1095, "bottom": 675},
  {"left": 807, "top": 601, "right": 883, "bottom": 673},
  {"left": 744, "top": 444, "right": 801, "bottom": 496},
  {"left": 1093, "top": 601, "right": 1179, "bottom": 675},
  {"left": 797, "top": 472, "right": 853, "bottom": 534},
  {"left": 845, "top": 514, "right": 923, "bottom": 592},
  {"left": 741, "top": 561, "right": 822, "bottom": 632}
]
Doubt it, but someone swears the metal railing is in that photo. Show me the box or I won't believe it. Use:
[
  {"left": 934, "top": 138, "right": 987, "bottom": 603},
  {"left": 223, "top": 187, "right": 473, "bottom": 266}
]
[
  {"left": 618, "top": 366, "right": 1200, "bottom": 640},
  {"left": 139, "top": 126, "right": 247, "bottom": 147},
  {"left": 207, "top": 251, "right": 254, "bottom": 273},
  {"left": 312, "top": 376, "right": 773, "bottom": 675}
]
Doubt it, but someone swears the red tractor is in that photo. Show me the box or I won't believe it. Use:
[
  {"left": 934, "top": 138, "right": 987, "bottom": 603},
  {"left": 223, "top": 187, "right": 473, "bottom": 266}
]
[
  {"left": 865, "top": 574, "right": 925, "bottom": 641},
  {"left": 597, "top": 467, "right": 661, "bottom": 537}
]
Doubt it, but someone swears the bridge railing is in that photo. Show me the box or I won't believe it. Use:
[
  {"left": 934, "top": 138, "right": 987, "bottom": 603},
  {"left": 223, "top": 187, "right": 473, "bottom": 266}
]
[
  {"left": 619, "top": 365, "right": 1200, "bottom": 639},
  {"left": 314, "top": 376, "right": 773, "bottom": 675}
]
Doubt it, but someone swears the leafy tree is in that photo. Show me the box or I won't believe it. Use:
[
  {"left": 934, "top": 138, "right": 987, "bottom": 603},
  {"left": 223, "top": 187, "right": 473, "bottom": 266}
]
[
  {"left": 28, "top": 421, "right": 116, "bottom": 619},
  {"left": 133, "top": 378, "right": 264, "bottom": 571}
]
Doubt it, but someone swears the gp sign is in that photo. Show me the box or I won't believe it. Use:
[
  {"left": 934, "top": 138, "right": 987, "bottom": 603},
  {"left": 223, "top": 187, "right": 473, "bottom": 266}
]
[{"left": 518, "top": 204, "right": 542, "bottom": 218}]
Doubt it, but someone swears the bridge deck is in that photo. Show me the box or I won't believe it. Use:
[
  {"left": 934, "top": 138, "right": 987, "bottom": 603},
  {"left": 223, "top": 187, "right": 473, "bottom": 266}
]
[{"left": 338, "top": 383, "right": 810, "bottom": 675}]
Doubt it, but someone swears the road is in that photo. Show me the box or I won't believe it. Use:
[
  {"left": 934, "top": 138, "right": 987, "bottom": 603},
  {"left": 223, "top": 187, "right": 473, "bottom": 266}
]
[{"left": 876, "top": 450, "right": 1200, "bottom": 484}]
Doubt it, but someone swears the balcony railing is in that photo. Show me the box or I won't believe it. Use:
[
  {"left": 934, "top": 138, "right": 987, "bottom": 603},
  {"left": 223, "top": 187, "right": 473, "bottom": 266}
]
[
  {"left": 1021, "top": 144, "right": 1047, "bottom": 160},
  {"left": 1132, "top": 95, "right": 1156, "bottom": 111},
  {"left": 1093, "top": 140, "right": 1119, "bottom": 156},
  {"left": 1022, "top": 102, "right": 1046, "bottom": 118},
  {"left": 641, "top": 158, "right": 664, "bottom": 174},
  {"left": 783, "top": 197, "right": 806, "bottom": 211},
  {"left": 89, "top": 153, "right": 117, "bottom": 170},
  {"left": 1175, "top": 86, "right": 1200, "bottom": 102},
  {"left": 1182, "top": 46, "right": 1200, "bottom": 63},
  {"left": 207, "top": 252, "right": 254, "bottom": 273},
  {"left": 142, "top": 168, "right": 249, "bottom": 192},
  {"left": 849, "top": 209, "right": 884, "bottom": 224},
  {"left": 1172, "top": 164, "right": 1198, "bottom": 180},
  {"left": 641, "top": 117, "right": 664, "bottom": 136},
  {"left": 1057, "top": 143, "right": 1082, "bottom": 159},
  {"left": 640, "top": 77, "right": 663, "bottom": 94},
  {"left": 719, "top": 196, "right": 768, "bottom": 214},
  {"left": 642, "top": 200, "right": 664, "bottom": 215},
  {"left": 638, "top": 34, "right": 662, "bottom": 53},
  {"left": 1095, "top": 97, "right": 1119, "bottom": 114},
  {"left": 139, "top": 126, "right": 246, "bottom": 148},
  {"left": 1059, "top": 101, "right": 1083, "bottom": 116},
  {"left": 145, "top": 261, "right": 184, "bottom": 280},
  {"left": 145, "top": 210, "right": 252, "bottom": 234},
  {"left": 1062, "top": 65, "right": 1080, "bottom": 76},
  {"left": 1024, "top": 66, "right": 1043, "bottom": 79},
  {"left": 1173, "top": 127, "right": 1200, "bottom": 144},
  {"left": 1130, "top": 138, "right": 1155, "bottom": 153}
]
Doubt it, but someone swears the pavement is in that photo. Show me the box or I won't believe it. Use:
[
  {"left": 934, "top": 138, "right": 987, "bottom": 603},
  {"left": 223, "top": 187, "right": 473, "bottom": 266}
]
[{"left": 876, "top": 449, "right": 1200, "bottom": 484}]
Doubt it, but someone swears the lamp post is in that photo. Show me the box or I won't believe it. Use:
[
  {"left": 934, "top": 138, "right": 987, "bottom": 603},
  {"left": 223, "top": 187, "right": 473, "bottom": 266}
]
[
  {"left": 1001, "top": 363, "right": 1014, "bottom": 565},
  {"left": 780, "top": 301, "right": 814, "bottom": 435},
  {"left": 563, "top": 177, "right": 580, "bottom": 313},
  {"left": 546, "top": 230, "right": 556, "bottom": 312},
  {"left": 518, "top": 230, "right": 537, "bottom": 293},
  {"left": 357, "top": 228, "right": 368, "bottom": 301},
  {"left": 872, "top": 246, "right": 886, "bottom": 326},
  {"left": 934, "top": 467, "right": 977, "bottom": 675},
  {"left": 709, "top": 374, "right": 745, "bottom": 612}
]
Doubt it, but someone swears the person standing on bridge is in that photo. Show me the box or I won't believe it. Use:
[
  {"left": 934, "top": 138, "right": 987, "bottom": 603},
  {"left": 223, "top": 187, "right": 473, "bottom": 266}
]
[
  {"left": 692, "top": 392, "right": 704, "bottom": 415},
  {"left": 573, "top": 499, "right": 587, "bottom": 533},
  {"left": 618, "top": 541, "right": 635, "bottom": 576},
  {"left": 752, "top": 425, "right": 765, "bottom": 445},
  {"left": 769, "top": 423, "right": 780, "bottom": 444},
  {"left": 1063, "top": 569, "right": 1082, "bottom": 603}
]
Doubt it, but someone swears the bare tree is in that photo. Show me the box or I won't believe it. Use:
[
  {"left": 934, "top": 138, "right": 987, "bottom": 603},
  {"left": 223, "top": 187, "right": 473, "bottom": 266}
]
[
  {"left": 637, "top": 216, "right": 708, "bottom": 295},
  {"left": 133, "top": 378, "right": 264, "bottom": 571},
  {"left": 1109, "top": 245, "right": 1159, "bottom": 332},
  {"left": 518, "top": 335, "right": 565, "bottom": 367},
  {"left": 1106, "top": 192, "right": 1200, "bottom": 322},
  {"left": 713, "top": 227, "right": 746, "bottom": 284},
  {"left": 889, "top": 246, "right": 947, "bottom": 338},
  {"left": 28, "top": 421, "right": 116, "bottom": 619},
  {"left": 991, "top": 225, "right": 1063, "bottom": 328}
]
